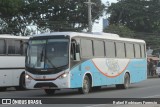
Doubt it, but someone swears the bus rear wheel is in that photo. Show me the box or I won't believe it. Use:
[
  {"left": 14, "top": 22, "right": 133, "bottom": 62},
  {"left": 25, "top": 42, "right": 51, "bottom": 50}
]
[
  {"left": 116, "top": 73, "right": 130, "bottom": 89},
  {"left": 78, "top": 75, "right": 91, "bottom": 94},
  {"left": 44, "top": 89, "right": 56, "bottom": 95}
]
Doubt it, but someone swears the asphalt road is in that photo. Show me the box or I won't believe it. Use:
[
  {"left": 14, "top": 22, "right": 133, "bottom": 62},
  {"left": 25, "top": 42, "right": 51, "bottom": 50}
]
[{"left": 0, "top": 78, "right": 160, "bottom": 107}]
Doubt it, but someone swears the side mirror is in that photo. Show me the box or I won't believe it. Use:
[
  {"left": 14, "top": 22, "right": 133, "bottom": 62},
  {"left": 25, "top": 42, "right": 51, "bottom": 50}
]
[
  {"left": 75, "top": 44, "right": 80, "bottom": 61},
  {"left": 71, "top": 41, "right": 80, "bottom": 61},
  {"left": 75, "top": 53, "right": 80, "bottom": 61},
  {"left": 76, "top": 44, "right": 80, "bottom": 53}
]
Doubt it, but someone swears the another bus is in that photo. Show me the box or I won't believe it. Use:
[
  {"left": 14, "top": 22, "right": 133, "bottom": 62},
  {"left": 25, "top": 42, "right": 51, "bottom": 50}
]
[
  {"left": 25, "top": 32, "right": 147, "bottom": 94},
  {"left": 0, "top": 34, "right": 29, "bottom": 91}
]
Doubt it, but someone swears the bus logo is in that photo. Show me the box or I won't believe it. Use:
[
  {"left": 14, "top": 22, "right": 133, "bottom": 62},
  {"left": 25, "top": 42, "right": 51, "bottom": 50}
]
[
  {"left": 2, "top": 99, "right": 11, "bottom": 104},
  {"left": 43, "top": 76, "right": 46, "bottom": 79}
]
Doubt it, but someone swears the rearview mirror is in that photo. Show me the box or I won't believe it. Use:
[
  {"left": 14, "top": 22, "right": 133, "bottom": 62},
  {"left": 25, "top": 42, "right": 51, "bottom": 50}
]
[
  {"left": 75, "top": 53, "right": 80, "bottom": 61},
  {"left": 76, "top": 44, "right": 80, "bottom": 53}
]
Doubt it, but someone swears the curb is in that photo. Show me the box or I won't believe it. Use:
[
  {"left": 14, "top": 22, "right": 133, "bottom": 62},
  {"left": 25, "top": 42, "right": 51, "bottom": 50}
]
[{"left": 147, "top": 75, "right": 159, "bottom": 78}]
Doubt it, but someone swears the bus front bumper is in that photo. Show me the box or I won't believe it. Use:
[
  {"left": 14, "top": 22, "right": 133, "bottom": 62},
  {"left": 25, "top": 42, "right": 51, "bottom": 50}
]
[{"left": 25, "top": 73, "right": 70, "bottom": 89}]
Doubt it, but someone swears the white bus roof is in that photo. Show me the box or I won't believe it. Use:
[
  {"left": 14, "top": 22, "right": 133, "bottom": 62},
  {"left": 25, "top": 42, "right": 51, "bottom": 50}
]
[
  {"left": 0, "top": 34, "right": 30, "bottom": 39},
  {"left": 33, "top": 32, "right": 145, "bottom": 43}
]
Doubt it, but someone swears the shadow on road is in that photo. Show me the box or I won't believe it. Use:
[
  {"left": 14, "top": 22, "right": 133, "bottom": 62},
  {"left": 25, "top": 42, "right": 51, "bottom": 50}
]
[{"left": 33, "top": 85, "right": 141, "bottom": 97}]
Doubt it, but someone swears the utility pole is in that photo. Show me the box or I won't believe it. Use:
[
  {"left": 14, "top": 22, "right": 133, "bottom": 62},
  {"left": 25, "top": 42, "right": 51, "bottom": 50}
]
[{"left": 84, "top": 0, "right": 95, "bottom": 33}]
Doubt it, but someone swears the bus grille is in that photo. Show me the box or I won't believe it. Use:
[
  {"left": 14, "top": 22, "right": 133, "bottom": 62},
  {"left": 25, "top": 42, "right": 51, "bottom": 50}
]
[{"left": 34, "top": 82, "right": 58, "bottom": 88}]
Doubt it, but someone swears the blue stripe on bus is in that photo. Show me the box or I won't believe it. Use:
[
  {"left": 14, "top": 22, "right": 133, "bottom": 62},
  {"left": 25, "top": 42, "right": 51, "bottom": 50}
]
[{"left": 70, "top": 59, "right": 147, "bottom": 88}]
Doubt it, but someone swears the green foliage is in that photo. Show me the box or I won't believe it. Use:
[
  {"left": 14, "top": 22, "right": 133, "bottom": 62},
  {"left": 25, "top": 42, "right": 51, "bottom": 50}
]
[
  {"left": 103, "top": 24, "right": 135, "bottom": 38},
  {"left": 107, "top": 0, "right": 160, "bottom": 33},
  {"left": 0, "top": 0, "right": 22, "bottom": 16},
  {"left": 0, "top": 0, "right": 105, "bottom": 35},
  {"left": 0, "top": 0, "right": 29, "bottom": 35}
]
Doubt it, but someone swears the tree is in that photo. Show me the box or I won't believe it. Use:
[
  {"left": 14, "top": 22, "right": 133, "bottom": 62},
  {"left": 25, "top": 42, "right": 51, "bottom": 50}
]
[
  {"left": 24, "top": 0, "right": 105, "bottom": 32},
  {"left": 0, "top": 0, "right": 105, "bottom": 35},
  {"left": 0, "top": 0, "right": 29, "bottom": 35},
  {"left": 107, "top": 0, "right": 160, "bottom": 33},
  {"left": 103, "top": 24, "right": 135, "bottom": 38}
]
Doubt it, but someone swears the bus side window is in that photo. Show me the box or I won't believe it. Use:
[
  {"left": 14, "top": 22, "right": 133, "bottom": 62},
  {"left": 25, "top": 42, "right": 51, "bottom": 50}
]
[
  {"left": 22, "top": 40, "right": 28, "bottom": 56},
  {"left": 0, "top": 39, "right": 6, "bottom": 55},
  {"left": 71, "top": 40, "right": 80, "bottom": 61}
]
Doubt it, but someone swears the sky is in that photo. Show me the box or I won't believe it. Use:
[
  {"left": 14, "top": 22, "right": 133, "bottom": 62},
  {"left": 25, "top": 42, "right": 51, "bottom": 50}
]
[
  {"left": 102, "top": 0, "right": 117, "bottom": 4},
  {"left": 92, "top": 0, "right": 118, "bottom": 32}
]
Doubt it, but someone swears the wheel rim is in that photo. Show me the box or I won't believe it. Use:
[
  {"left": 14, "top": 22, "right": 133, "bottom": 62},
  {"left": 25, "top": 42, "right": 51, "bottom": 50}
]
[
  {"left": 83, "top": 77, "right": 90, "bottom": 93},
  {"left": 125, "top": 75, "right": 129, "bottom": 88}
]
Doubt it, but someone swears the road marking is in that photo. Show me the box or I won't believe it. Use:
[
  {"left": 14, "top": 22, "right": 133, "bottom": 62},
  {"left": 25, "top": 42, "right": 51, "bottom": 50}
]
[
  {"left": 85, "top": 104, "right": 113, "bottom": 107},
  {"left": 141, "top": 94, "right": 160, "bottom": 98},
  {"left": 85, "top": 104, "right": 108, "bottom": 107},
  {"left": 0, "top": 105, "right": 9, "bottom": 107},
  {"left": 137, "top": 85, "right": 160, "bottom": 90},
  {"left": 0, "top": 92, "right": 12, "bottom": 96}
]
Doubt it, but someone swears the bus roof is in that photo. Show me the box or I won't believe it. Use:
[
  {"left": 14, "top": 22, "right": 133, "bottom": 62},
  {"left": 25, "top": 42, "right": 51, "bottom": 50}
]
[
  {"left": 0, "top": 34, "right": 30, "bottom": 39},
  {"left": 32, "top": 32, "right": 145, "bottom": 43}
]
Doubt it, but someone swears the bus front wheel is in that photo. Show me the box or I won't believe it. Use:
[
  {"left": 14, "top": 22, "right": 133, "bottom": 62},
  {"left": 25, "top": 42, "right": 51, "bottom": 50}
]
[
  {"left": 15, "top": 73, "right": 26, "bottom": 90},
  {"left": 44, "top": 89, "right": 56, "bottom": 95},
  {"left": 116, "top": 73, "right": 130, "bottom": 89},
  {"left": 78, "top": 75, "right": 91, "bottom": 94}
]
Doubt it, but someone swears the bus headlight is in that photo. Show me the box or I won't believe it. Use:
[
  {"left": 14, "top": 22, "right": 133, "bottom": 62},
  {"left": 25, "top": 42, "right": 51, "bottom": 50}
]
[
  {"left": 62, "top": 74, "right": 67, "bottom": 78},
  {"left": 59, "top": 73, "right": 68, "bottom": 79},
  {"left": 25, "top": 74, "right": 32, "bottom": 80}
]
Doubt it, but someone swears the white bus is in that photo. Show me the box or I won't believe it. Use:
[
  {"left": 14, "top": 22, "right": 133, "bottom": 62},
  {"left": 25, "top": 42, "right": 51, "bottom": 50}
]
[
  {"left": 0, "top": 34, "right": 29, "bottom": 91},
  {"left": 25, "top": 32, "right": 147, "bottom": 95}
]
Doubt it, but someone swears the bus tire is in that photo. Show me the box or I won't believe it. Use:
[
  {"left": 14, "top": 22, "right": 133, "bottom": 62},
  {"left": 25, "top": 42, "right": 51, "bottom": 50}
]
[
  {"left": 116, "top": 73, "right": 130, "bottom": 89},
  {"left": 15, "top": 73, "right": 26, "bottom": 90},
  {"left": 44, "top": 89, "right": 56, "bottom": 95},
  {"left": 78, "top": 75, "right": 91, "bottom": 94},
  {"left": 0, "top": 87, "right": 7, "bottom": 91}
]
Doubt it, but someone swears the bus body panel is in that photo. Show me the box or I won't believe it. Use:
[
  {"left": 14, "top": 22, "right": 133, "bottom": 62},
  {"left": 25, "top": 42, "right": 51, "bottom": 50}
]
[
  {"left": 26, "top": 58, "right": 147, "bottom": 89},
  {"left": 70, "top": 58, "right": 147, "bottom": 88},
  {"left": 0, "top": 54, "right": 26, "bottom": 87},
  {"left": 25, "top": 32, "right": 147, "bottom": 92},
  {"left": 25, "top": 71, "right": 70, "bottom": 89},
  {"left": 0, "top": 35, "right": 29, "bottom": 88}
]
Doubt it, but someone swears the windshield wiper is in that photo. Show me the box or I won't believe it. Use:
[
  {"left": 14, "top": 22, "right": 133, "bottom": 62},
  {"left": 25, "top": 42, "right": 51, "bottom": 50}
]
[
  {"left": 45, "top": 55, "right": 62, "bottom": 71},
  {"left": 45, "top": 56, "right": 68, "bottom": 70}
]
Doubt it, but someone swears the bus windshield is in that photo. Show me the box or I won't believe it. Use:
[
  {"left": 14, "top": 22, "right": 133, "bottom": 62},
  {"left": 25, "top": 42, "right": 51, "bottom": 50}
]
[{"left": 26, "top": 39, "right": 69, "bottom": 69}]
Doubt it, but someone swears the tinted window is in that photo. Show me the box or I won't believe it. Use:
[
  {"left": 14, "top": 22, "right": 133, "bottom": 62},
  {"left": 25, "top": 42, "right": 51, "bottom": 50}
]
[
  {"left": 15, "top": 40, "right": 21, "bottom": 54},
  {"left": 116, "top": 42, "right": 125, "bottom": 58},
  {"left": 23, "top": 42, "right": 27, "bottom": 55},
  {"left": 105, "top": 41, "right": 116, "bottom": 58},
  {"left": 8, "top": 40, "right": 22, "bottom": 55},
  {"left": 93, "top": 40, "right": 105, "bottom": 57},
  {"left": 0, "top": 39, "right": 6, "bottom": 54},
  {"left": 140, "top": 44, "right": 145, "bottom": 58},
  {"left": 81, "top": 39, "right": 93, "bottom": 58},
  {"left": 134, "top": 44, "right": 141, "bottom": 58},
  {"left": 126, "top": 43, "right": 134, "bottom": 58}
]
